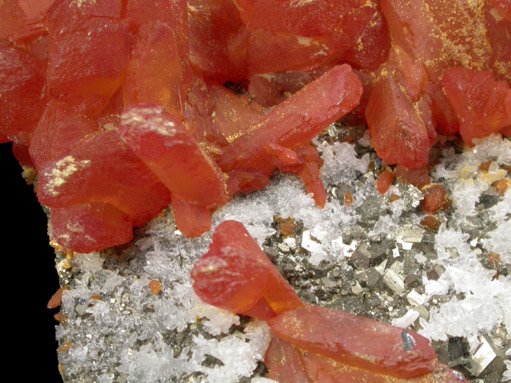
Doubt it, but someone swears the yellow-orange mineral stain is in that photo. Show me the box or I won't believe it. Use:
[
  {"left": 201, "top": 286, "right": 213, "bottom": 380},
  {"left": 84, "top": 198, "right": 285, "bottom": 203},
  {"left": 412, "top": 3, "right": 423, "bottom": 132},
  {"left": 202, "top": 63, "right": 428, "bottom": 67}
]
[
  {"left": 54, "top": 313, "right": 68, "bottom": 323},
  {"left": 493, "top": 178, "right": 510, "bottom": 194},
  {"left": 58, "top": 342, "right": 73, "bottom": 353},
  {"left": 47, "top": 285, "right": 69, "bottom": 309},
  {"left": 420, "top": 215, "right": 442, "bottom": 231},
  {"left": 344, "top": 191, "right": 354, "bottom": 206},
  {"left": 149, "top": 280, "right": 163, "bottom": 295}
]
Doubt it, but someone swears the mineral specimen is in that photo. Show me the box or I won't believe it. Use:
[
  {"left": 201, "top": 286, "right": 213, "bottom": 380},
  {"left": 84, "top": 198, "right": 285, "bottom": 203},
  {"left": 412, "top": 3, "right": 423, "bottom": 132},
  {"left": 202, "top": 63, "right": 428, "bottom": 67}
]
[{"left": 1, "top": 1, "right": 510, "bottom": 379}]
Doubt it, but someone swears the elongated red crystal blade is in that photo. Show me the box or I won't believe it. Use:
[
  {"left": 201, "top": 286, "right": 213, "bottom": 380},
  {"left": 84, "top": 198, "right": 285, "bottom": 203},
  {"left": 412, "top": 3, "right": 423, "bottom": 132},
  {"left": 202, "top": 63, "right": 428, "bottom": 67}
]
[
  {"left": 365, "top": 74, "right": 431, "bottom": 169},
  {"left": 123, "top": 20, "right": 193, "bottom": 116},
  {"left": 265, "top": 336, "right": 312, "bottom": 383},
  {"left": 443, "top": 67, "right": 511, "bottom": 145},
  {"left": 47, "top": 17, "right": 130, "bottom": 116},
  {"left": 119, "top": 104, "right": 229, "bottom": 209},
  {"left": 0, "top": 42, "right": 46, "bottom": 146},
  {"left": 266, "top": 336, "right": 465, "bottom": 383},
  {"left": 217, "top": 64, "right": 363, "bottom": 172},
  {"left": 171, "top": 195, "right": 212, "bottom": 237},
  {"left": 29, "top": 100, "right": 99, "bottom": 170},
  {"left": 301, "top": 348, "right": 466, "bottom": 383},
  {"left": 268, "top": 304, "right": 437, "bottom": 379}
]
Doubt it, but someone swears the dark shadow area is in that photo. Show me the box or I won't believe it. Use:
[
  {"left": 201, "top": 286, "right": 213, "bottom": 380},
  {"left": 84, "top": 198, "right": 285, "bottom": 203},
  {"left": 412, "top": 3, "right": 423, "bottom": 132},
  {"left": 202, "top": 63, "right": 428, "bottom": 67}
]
[{"left": 1, "top": 143, "right": 63, "bottom": 383}]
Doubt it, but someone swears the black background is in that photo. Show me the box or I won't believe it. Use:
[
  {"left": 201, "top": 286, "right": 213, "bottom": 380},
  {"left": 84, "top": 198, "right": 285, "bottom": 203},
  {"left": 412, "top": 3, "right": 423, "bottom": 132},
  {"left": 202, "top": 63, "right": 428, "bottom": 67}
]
[{"left": 2, "top": 143, "right": 63, "bottom": 382}]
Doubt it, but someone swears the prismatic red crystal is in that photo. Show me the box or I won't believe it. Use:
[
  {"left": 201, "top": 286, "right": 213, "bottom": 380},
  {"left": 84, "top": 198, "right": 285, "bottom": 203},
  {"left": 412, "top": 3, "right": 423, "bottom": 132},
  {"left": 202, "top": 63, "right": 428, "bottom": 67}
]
[
  {"left": 218, "top": 64, "right": 362, "bottom": 200},
  {"left": 365, "top": 45, "right": 435, "bottom": 170},
  {"left": 365, "top": 72, "right": 432, "bottom": 169},
  {"left": 188, "top": 0, "right": 245, "bottom": 82},
  {"left": 219, "top": 65, "right": 362, "bottom": 170},
  {"left": 119, "top": 104, "right": 229, "bottom": 209},
  {"left": 123, "top": 21, "right": 190, "bottom": 115},
  {"left": 265, "top": 336, "right": 312, "bottom": 383},
  {"left": 49, "top": 201, "right": 133, "bottom": 253},
  {"left": 377, "top": 170, "right": 395, "bottom": 195},
  {"left": 491, "top": 0, "right": 511, "bottom": 20},
  {"left": 421, "top": 184, "right": 449, "bottom": 214},
  {"left": 0, "top": 0, "right": 48, "bottom": 42},
  {"left": 235, "top": 0, "right": 390, "bottom": 71},
  {"left": 170, "top": 196, "right": 213, "bottom": 238},
  {"left": 47, "top": 0, "right": 122, "bottom": 27},
  {"left": 0, "top": 41, "right": 46, "bottom": 146},
  {"left": 268, "top": 305, "right": 437, "bottom": 379},
  {"left": 123, "top": 0, "right": 192, "bottom": 115},
  {"left": 35, "top": 129, "right": 172, "bottom": 227},
  {"left": 29, "top": 100, "right": 99, "bottom": 170},
  {"left": 119, "top": 104, "right": 231, "bottom": 236},
  {"left": 185, "top": 82, "right": 263, "bottom": 151},
  {"left": 443, "top": 67, "right": 511, "bottom": 145},
  {"left": 266, "top": 336, "right": 464, "bottom": 383},
  {"left": 47, "top": 13, "right": 130, "bottom": 115}
]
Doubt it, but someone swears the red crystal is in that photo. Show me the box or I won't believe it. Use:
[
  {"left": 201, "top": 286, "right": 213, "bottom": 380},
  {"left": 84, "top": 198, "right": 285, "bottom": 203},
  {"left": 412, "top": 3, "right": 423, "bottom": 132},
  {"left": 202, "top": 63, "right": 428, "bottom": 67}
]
[
  {"left": 0, "top": 42, "right": 46, "bottom": 146},
  {"left": 125, "top": 0, "right": 180, "bottom": 32},
  {"left": 218, "top": 64, "right": 362, "bottom": 197},
  {"left": 18, "top": 0, "right": 56, "bottom": 20},
  {"left": 188, "top": 0, "right": 244, "bottom": 82},
  {"left": 229, "top": 28, "right": 332, "bottom": 77},
  {"left": 365, "top": 73, "right": 431, "bottom": 169},
  {"left": 191, "top": 220, "right": 304, "bottom": 319},
  {"left": 47, "top": 0, "right": 122, "bottom": 32},
  {"left": 235, "top": 0, "right": 390, "bottom": 71},
  {"left": 47, "top": 17, "right": 130, "bottom": 116},
  {"left": 265, "top": 336, "right": 312, "bottom": 383},
  {"left": 49, "top": 201, "right": 133, "bottom": 253},
  {"left": 171, "top": 196, "right": 212, "bottom": 238},
  {"left": 268, "top": 304, "right": 437, "bottom": 379},
  {"left": 377, "top": 170, "right": 395, "bottom": 195},
  {"left": 491, "top": 0, "right": 511, "bottom": 20},
  {"left": 0, "top": 1, "right": 46, "bottom": 42},
  {"left": 35, "top": 129, "right": 171, "bottom": 227},
  {"left": 421, "top": 184, "right": 449, "bottom": 214},
  {"left": 443, "top": 67, "right": 511, "bottom": 145},
  {"left": 123, "top": 21, "right": 191, "bottom": 116},
  {"left": 29, "top": 100, "right": 99, "bottom": 170},
  {"left": 248, "top": 71, "right": 322, "bottom": 108},
  {"left": 296, "top": 346, "right": 465, "bottom": 383},
  {"left": 119, "top": 104, "right": 229, "bottom": 209},
  {"left": 185, "top": 82, "right": 263, "bottom": 151}
]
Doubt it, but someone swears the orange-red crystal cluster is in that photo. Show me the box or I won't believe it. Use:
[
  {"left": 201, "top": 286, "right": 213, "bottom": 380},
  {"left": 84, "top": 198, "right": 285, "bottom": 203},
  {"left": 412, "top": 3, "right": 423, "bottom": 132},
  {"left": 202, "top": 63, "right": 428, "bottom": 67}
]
[
  {"left": 1, "top": 0, "right": 510, "bottom": 253},
  {"left": 191, "top": 220, "right": 467, "bottom": 383}
]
